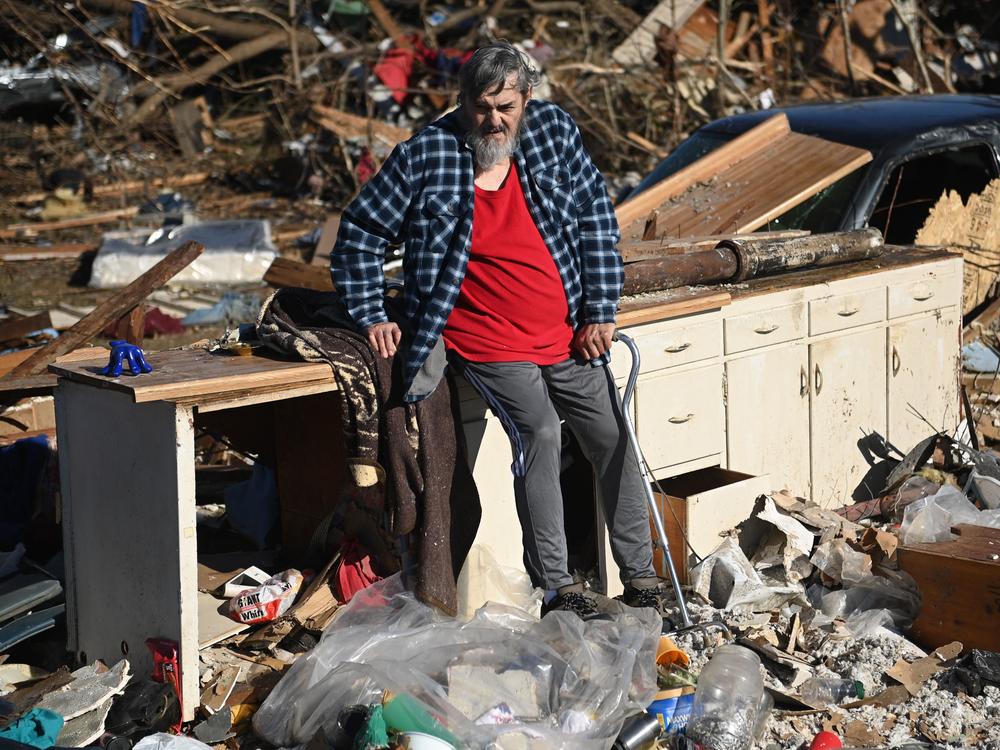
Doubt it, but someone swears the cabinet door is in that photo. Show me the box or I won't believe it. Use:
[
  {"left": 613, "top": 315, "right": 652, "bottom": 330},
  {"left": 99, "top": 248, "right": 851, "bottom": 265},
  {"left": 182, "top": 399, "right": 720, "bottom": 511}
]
[
  {"left": 725, "top": 344, "right": 810, "bottom": 497},
  {"left": 888, "top": 309, "right": 960, "bottom": 452},
  {"left": 810, "top": 328, "right": 887, "bottom": 507}
]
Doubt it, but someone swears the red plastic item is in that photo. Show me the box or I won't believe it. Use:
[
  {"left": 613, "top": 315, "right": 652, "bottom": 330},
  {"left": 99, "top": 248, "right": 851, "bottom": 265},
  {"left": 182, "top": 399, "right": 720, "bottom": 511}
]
[
  {"left": 809, "top": 731, "right": 843, "bottom": 750},
  {"left": 146, "top": 638, "right": 183, "bottom": 731}
]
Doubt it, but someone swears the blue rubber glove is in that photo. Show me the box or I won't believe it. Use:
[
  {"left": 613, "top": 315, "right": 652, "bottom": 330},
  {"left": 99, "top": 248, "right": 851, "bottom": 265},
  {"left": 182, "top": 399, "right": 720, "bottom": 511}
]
[{"left": 99, "top": 340, "right": 153, "bottom": 377}]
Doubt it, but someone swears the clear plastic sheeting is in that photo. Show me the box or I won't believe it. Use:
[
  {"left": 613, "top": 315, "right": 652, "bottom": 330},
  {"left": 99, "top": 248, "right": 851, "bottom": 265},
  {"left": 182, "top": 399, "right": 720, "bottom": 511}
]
[
  {"left": 133, "top": 734, "right": 213, "bottom": 750},
  {"left": 808, "top": 569, "right": 921, "bottom": 632},
  {"left": 90, "top": 220, "right": 277, "bottom": 288},
  {"left": 810, "top": 539, "right": 871, "bottom": 586},
  {"left": 899, "top": 485, "right": 983, "bottom": 544},
  {"left": 252, "top": 575, "right": 660, "bottom": 750},
  {"left": 455, "top": 545, "right": 543, "bottom": 620}
]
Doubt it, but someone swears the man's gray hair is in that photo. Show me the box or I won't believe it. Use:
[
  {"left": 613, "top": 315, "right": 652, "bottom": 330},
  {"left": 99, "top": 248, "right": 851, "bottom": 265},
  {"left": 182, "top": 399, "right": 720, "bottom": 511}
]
[{"left": 458, "top": 41, "right": 541, "bottom": 102}]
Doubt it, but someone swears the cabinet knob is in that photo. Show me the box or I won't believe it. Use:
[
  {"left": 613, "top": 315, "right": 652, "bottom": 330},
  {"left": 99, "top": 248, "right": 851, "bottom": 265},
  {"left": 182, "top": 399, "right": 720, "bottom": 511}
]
[
  {"left": 814, "top": 364, "right": 823, "bottom": 395},
  {"left": 892, "top": 346, "right": 901, "bottom": 376},
  {"left": 837, "top": 308, "right": 860, "bottom": 317},
  {"left": 668, "top": 413, "right": 694, "bottom": 424},
  {"left": 800, "top": 366, "right": 808, "bottom": 397},
  {"left": 663, "top": 342, "right": 692, "bottom": 353},
  {"left": 754, "top": 324, "right": 779, "bottom": 334},
  {"left": 912, "top": 289, "right": 935, "bottom": 301}
]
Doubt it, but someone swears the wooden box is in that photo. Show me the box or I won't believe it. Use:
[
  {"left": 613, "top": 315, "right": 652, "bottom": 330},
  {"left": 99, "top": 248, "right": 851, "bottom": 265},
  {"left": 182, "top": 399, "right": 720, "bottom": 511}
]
[{"left": 897, "top": 523, "right": 1000, "bottom": 652}]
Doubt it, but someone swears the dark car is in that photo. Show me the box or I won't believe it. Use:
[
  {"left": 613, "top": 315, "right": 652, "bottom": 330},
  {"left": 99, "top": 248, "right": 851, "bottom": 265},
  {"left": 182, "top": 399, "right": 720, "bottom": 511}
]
[{"left": 624, "top": 94, "right": 1000, "bottom": 245}]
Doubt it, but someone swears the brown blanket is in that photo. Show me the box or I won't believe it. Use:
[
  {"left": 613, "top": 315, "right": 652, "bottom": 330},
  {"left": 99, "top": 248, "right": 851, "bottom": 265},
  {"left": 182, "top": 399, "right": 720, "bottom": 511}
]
[{"left": 256, "top": 287, "right": 481, "bottom": 615}]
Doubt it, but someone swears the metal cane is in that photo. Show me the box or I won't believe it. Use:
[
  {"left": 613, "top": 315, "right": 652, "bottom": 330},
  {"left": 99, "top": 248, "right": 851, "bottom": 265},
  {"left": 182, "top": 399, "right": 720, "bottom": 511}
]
[{"left": 615, "top": 333, "right": 733, "bottom": 641}]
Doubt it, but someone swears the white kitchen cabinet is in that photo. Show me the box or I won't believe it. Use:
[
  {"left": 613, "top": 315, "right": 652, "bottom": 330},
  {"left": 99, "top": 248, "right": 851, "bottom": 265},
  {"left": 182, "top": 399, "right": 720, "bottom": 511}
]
[
  {"left": 888, "top": 309, "right": 961, "bottom": 452},
  {"left": 725, "top": 343, "right": 810, "bottom": 495},
  {"left": 459, "top": 249, "right": 963, "bottom": 601},
  {"left": 809, "top": 327, "right": 888, "bottom": 507}
]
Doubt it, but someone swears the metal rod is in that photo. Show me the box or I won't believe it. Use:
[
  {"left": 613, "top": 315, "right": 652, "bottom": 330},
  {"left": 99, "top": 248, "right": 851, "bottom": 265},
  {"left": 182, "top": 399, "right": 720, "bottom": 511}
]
[{"left": 616, "top": 333, "right": 693, "bottom": 629}]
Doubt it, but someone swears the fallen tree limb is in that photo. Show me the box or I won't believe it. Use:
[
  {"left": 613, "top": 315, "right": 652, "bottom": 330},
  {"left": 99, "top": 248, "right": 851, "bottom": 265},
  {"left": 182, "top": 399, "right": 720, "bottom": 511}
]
[
  {"left": 7, "top": 241, "right": 204, "bottom": 379},
  {"left": 78, "top": 0, "right": 321, "bottom": 51},
  {"left": 129, "top": 31, "right": 289, "bottom": 126},
  {"left": 0, "top": 207, "right": 138, "bottom": 239}
]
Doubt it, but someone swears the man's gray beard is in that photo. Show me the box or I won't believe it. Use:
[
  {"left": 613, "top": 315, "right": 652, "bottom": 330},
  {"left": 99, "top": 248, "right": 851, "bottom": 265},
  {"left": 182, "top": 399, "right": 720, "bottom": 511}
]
[{"left": 467, "top": 121, "right": 522, "bottom": 170}]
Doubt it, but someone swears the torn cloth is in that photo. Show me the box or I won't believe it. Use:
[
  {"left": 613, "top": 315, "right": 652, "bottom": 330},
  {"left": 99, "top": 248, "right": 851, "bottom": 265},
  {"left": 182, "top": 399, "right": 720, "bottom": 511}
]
[{"left": 256, "top": 287, "right": 481, "bottom": 615}]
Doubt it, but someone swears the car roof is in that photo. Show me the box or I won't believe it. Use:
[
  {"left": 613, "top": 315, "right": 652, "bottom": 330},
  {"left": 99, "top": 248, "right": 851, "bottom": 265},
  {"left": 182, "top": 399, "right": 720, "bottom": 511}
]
[{"left": 701, "top": 94, "right": 1000, "bottom": 152}]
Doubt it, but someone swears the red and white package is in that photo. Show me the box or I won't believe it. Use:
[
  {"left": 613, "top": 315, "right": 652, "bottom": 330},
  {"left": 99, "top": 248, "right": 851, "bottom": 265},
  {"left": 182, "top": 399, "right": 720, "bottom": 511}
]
[{"left": 227, "top": 569, "right": 303, "bottom": 625}]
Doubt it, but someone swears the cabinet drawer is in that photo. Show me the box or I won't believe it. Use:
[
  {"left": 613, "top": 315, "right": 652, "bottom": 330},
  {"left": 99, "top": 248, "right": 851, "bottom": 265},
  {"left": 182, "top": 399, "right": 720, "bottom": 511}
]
[
  {"left": 635, "top": 364, "right": 723, "bottom": 471},
  {"left": 809, "top": 288, "right": 884, "bottom": 335},
  {"left": 724, "top": 303, "right": 805, "bottom": 354},
  {"left": 888, "top": 272, "right": 960, "bottom": 318},
  {"left": 611, "top": 316, "right": 721, "bottom": 380}
]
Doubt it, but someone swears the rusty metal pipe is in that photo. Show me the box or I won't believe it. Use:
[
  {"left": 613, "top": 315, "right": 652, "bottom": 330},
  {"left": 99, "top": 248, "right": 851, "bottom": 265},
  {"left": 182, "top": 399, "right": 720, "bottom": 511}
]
[{"left": 621, "top": 229, "right": 885, "bottom": 295}]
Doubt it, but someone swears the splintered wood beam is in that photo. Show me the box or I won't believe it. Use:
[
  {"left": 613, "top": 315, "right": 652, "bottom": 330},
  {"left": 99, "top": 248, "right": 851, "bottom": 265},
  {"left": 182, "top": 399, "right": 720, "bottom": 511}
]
[
  {"left": 642, "top": 211, "right": 659, "bottom": 241},
  {"left": 7, "top": 242, "right": 204, "bottom": 379},
  {"left": 119, "top": 306, "right": 147, "bottom": 347},
  {"left": 0, "top": 207, "right": 139, "bottom": 239}
]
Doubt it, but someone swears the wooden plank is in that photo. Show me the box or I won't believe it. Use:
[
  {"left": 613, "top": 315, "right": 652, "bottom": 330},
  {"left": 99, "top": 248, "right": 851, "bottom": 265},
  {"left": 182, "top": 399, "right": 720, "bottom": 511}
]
[
  {"left": 50, "top": 347, "right": 335, "bottom": 404},
  {"left": 617, "top": 289, "right": 730, "bottom": 327},
  {"left": 119, "top": 306, "right": 146, "bottom": 347},
  {"left": 612, "top": 0, "right": 706, "bottom": 66},
  {"left": 12, "top": 173, "right": 210, "bottom": 205},
  {"left": 0, "top": 312, "right": 52, "bottom": 343},
  {"left": 311, "top": 214, "right": 342, "bottom": 266},
  {"left": 0, "top": 243, "right": 98, "bottom": 260},
  {"left": 312, "top": 105, "right": 411, "bottom": 148},
  {"left": 0, "top": 207, "right": 139, "bottom": 239},
  {"left": 264, "top": 257, "right": 334, "bottom": 291},
  {"left": 615, "top": 114, "right": 791, "bottom": 229},
  {"left": 8, "top": 242, "right": 203, "bottom": 379},
  {"left": 620, "top": 131, "right": 872, "bottom": 241}
]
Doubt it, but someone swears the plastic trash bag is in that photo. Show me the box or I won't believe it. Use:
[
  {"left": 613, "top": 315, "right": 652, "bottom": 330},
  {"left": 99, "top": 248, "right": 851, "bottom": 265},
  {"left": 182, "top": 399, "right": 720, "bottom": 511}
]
[
  {"left": 133, "top": 734, "right": 213, "bottom": 750},
  {"left": 90, "top": 220, "right": 277, "bottom": 288},
  {"left": 456, "top": 545, "right": 543, "bottom": 620},
  {"left": 253, "top": 575, "right": 660, "bottom": 750},
  {"left": 814, "top": 569, "right": 921, "bottom": 631},
  {"left": 900, "top": 485, "right": 981, "bottom": 544}
]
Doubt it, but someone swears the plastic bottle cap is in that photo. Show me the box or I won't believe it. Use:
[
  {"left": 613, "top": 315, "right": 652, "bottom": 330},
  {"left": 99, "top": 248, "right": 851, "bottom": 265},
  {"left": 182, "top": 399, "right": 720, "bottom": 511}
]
[{"left": 854, "top": 680, "right": 865, "bottom": 699}]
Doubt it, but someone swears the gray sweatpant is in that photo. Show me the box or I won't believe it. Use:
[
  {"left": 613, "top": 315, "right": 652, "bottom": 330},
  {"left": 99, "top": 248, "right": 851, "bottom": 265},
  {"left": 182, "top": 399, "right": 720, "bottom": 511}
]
[{"left": 457, "top": 356, "right": 656, "bottom": 590}]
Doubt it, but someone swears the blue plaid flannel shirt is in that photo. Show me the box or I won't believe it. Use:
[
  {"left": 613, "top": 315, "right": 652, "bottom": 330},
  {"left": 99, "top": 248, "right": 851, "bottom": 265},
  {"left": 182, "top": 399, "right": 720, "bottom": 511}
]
[{"left": 330, "top": 99, "right": 623, "bottom": 402}]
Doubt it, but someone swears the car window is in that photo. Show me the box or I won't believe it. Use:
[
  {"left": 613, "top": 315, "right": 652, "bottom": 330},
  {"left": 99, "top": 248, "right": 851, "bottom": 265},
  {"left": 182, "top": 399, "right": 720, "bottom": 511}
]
[
  {"left": 869, "top": 144, "right": 999, "bottom": 245},
  {"left": 761, "top": 168, "right": 869, "bottom": 234},
  {"left": 621, "top": 130, "right": 735, "bottom": 202}
]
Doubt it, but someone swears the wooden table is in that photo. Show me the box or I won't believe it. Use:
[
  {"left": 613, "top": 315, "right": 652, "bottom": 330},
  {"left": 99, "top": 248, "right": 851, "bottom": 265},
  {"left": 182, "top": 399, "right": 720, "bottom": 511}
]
[{"left": 52, "top": 288, "right": 729, "bottom": 718}]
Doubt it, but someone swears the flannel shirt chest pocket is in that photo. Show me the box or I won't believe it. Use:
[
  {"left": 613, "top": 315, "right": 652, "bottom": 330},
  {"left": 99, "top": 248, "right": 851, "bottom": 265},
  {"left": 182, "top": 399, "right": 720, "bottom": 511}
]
[
  {"left": 532, "top": 165, "right": 577, "bottom": 228},
  {"left": 415, "top": 191, "right": 464, "bottom": 245}
]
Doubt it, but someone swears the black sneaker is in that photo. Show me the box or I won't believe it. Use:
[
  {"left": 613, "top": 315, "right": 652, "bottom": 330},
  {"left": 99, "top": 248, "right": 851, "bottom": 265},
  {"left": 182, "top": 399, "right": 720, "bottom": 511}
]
[
  {"left": 541, "top": 591, "right": 601, "bottom": 620},
  {"left": 621, "top": 584, "right": 677, "bottom": 629}
]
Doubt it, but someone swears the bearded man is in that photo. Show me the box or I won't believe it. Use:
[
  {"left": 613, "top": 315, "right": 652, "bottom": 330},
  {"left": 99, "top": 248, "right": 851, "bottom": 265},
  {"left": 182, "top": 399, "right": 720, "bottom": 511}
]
[{"left": 331, "top": 41, "right": 666, "bottom": 619}]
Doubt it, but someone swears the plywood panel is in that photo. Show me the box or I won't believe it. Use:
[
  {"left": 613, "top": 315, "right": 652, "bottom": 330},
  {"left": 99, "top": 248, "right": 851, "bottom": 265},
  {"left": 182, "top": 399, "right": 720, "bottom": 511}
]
[
  {"left": 50, "top": 348, "right": 335, "bottom": 403},
  {"left": 620, "top": 131, "right": 871, "bottom": 242}
]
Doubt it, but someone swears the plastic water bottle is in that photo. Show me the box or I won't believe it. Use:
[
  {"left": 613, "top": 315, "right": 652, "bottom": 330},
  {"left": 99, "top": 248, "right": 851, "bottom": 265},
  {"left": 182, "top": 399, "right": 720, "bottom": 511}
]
[
  {"left": 686, "top": 645, "right": 764, "bottom": 750},
  {"left": 798, "top": 677, "right": 864, "bottom": 706}
]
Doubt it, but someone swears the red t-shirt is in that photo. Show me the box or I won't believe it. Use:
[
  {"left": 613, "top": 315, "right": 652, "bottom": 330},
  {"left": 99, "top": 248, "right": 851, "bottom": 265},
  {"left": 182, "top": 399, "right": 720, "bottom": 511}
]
[{"left": 443, "top": 164, "right": 573, "bottom": 364}]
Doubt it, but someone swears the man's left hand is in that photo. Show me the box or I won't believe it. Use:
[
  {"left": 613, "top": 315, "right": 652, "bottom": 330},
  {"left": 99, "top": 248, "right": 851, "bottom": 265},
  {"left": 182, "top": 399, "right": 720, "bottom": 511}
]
[{"left": 573, "top": 323, "right": 615, "bottom": 360}]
